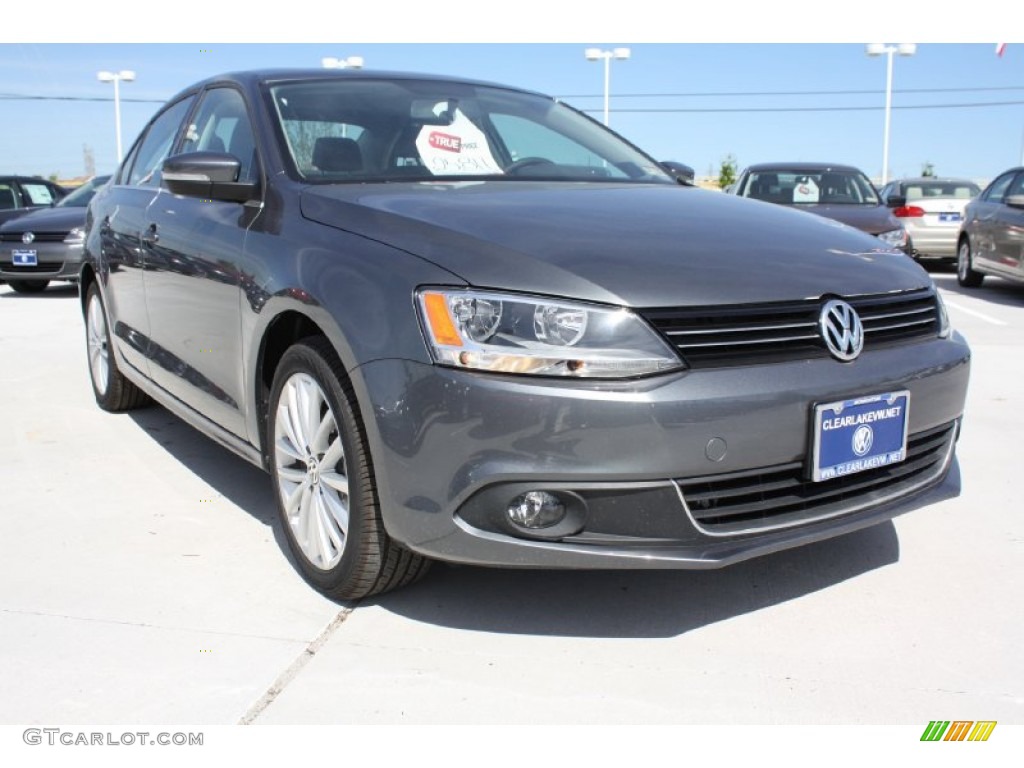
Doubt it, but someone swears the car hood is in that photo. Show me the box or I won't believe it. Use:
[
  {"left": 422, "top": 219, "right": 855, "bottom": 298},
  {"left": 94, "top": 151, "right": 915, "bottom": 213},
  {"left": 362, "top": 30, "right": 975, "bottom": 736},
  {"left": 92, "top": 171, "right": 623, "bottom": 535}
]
[
  {"left": 300, "top": 182, "right": 930, "bottom": 307},
  {"left": 0, "top": 205, "right": 85, "bottom": 233},
  {"left": 788, "top": 203, "right": 900, "bottom": 236}
]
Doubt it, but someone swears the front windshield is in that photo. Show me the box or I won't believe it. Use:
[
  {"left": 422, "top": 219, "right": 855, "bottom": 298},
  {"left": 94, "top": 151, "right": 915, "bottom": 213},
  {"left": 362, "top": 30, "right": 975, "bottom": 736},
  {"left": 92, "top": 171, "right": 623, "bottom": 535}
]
[
  {"left": 57, "top": 175, "right": 111, "bottom": 208},
  {"left": 742, "top": 169, "right": 881, "bottom": 206},
  {"left": 269, "top": 78, "right": 673, "bottom": 184}
]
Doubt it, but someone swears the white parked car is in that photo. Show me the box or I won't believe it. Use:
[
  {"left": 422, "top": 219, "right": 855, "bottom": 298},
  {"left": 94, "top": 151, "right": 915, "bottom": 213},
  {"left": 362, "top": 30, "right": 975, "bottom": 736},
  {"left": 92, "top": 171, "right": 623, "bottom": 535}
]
[{"left": 879, "top": 177, "right": 981, "bottom": 266}]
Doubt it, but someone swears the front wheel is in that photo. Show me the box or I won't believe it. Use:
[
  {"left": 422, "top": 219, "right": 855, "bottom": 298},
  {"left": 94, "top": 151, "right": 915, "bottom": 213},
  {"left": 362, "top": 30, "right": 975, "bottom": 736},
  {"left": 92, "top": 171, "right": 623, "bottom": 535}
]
[
  {"left": 267, "top": 338, "right": 430, "bottom": 599},
  {"left": 957, "top": 238, "right": 984, "bottom": 288}
]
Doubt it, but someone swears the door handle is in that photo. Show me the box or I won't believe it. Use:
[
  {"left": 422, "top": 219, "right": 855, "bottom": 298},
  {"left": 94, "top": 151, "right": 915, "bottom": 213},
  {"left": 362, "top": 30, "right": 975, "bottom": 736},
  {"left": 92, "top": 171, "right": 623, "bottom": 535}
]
[{"left": 141, "top": 224, "right": 159, "bottom": 247}]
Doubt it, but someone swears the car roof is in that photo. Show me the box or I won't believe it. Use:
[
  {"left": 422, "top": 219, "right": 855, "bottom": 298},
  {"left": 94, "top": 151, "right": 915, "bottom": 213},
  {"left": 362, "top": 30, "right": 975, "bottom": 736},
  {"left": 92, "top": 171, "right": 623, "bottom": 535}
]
[
  {"left": 164, "top": 69, "right": 549, "bottom": 105},
  {"left": 743, "top": 162, "right": 866, "bottom": 173},
  {"left": 0, "top": 176, "right": 62, "bottom": 183},
  {"left": 889, "top": 177, "right": 980, "bottom": 185}
]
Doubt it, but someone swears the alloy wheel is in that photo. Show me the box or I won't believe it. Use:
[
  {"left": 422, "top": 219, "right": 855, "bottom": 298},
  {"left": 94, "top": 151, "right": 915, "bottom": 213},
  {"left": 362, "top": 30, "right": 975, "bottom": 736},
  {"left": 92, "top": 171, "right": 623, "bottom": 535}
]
[
  {"left": 273, "top": 372, "right": 350, "bottom": 570},
  {"left": 86, "top": 293, "right": 110, "bottom": 396}
]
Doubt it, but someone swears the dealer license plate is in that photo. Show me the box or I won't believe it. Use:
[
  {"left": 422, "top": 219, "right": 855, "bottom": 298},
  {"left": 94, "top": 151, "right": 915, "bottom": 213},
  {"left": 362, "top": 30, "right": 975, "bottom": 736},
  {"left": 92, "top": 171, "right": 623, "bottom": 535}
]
[
  {"left": 12, "top": 249, "right": 38, "bottom": 266},
  {"left": 812, "top": 391, "right": 910, "bottom": 482}
]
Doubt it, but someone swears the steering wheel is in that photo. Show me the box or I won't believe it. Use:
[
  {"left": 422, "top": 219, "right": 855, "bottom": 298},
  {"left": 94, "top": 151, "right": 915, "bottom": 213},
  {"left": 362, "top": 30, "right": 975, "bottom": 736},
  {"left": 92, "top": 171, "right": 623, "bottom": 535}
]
[{"left": 504, "top": 156, "right": 556, "bottom": 175}]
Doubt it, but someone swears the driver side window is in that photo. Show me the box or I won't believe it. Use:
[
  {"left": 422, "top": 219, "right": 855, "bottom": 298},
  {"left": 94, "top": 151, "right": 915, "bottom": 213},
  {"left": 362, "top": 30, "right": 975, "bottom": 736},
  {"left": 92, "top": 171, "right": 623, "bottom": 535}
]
[
  {"left": 983, "top": 172, "right": 1016, "bottom": 203},
  {"left": 181, "top": 87, "right": 259, "bottom": 183},
  {"left": 128, "top": 97, "right": 195, "bottom": 187}
]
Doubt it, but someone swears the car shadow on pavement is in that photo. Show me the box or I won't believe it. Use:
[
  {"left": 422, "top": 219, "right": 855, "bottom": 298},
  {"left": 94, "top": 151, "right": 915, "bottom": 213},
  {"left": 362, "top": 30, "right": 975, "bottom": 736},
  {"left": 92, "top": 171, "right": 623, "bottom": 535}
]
[
  {"left": 0, "top": 283, "right": 78, "bottom": 299},
  {"left": 124, "top": 401, "right": 950, "bottom": 640},
  {"left": 127, "top": 408, "right": 279, "bottom": 530},
  {"left": 370, "top": 522, "right": 901, "bottom": 639}
]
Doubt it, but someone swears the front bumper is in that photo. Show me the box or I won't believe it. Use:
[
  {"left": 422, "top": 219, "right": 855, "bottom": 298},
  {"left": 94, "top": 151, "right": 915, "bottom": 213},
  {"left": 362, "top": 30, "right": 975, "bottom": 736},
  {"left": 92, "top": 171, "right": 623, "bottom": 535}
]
[
  {"left": 0, "top": 241, "right": 82, "bottom": 281},
  {"left": 354, "top": 332, "right": 970, "bottom": 569},
  {"left": 905, "top": 224, "right": 959, "bottom": 260}
]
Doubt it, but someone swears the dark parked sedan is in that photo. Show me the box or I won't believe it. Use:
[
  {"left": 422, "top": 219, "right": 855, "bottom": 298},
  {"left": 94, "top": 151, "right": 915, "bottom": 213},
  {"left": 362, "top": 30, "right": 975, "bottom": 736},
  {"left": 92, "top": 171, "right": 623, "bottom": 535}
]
[
  {"left": 957, "top": 166, "right": 1024, "bottom": 287},
  {"left": 0, "top": 175, "right": 111, "bottom": 293},
  {"left": 81, "top": 70, "right": 970, "bottom": 598},
  {"left": 732, "top": 162, "right": 910, "bottom": 253},
  {"left": 0, "top": 175, "right": 67, "bottom": 228}
]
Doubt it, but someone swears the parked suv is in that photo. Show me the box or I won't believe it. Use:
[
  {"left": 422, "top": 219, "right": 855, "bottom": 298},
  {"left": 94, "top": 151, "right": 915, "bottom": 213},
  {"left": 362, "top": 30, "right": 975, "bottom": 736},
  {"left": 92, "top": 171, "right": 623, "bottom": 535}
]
[{"left": 81, "top": 71, "right": 969, "bottom": 598}]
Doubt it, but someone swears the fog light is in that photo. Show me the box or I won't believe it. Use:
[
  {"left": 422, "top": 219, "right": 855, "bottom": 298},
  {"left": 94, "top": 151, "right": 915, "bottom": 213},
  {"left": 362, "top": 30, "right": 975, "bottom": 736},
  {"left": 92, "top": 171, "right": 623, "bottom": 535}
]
[{"left": 507, "top": 491, "right": 566, "bottom": 529}]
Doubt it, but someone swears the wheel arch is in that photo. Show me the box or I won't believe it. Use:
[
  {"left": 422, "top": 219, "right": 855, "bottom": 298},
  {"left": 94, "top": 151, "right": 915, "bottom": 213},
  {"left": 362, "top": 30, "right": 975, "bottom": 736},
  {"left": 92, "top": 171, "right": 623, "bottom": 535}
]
[{"left": 251, "top": 306, "right": 372, "bottom": 469}]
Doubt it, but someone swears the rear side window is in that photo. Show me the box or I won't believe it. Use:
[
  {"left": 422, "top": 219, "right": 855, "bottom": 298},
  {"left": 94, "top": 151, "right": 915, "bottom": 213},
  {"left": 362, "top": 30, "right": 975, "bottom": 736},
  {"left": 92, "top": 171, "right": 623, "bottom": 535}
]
[
  {"left": 0, "top": 183, "right": 18, "bottom": 210},
  {"left": 128, "top": 97, "right": 195, "bottom": 187}
]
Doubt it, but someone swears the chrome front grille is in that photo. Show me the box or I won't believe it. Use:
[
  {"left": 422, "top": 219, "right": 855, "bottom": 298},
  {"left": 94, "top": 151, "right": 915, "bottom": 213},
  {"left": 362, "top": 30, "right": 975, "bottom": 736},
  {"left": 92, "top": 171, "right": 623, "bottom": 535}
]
[
  {"left": 641, "top": 288, "right": 939, "bottom": 367},
  {"left": 675, "top": 421, "right": 957, "bottom": 534}
]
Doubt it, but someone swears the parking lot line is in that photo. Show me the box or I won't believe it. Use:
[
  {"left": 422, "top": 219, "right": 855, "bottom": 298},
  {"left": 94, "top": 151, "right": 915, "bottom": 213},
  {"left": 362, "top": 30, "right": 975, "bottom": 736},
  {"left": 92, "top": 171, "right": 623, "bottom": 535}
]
[{"left": 940, "top": 298, "right": 1009, "bottom": 326}]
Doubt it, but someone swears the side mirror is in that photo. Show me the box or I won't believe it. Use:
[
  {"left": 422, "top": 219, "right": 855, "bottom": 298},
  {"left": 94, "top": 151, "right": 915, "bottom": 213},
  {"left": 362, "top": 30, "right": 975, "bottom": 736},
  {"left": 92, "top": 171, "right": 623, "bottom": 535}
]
[
  {"left": 1006, "top": 194, "right": 1024, "bottom": 209},
  {"left": 885, "top": 194, "right": 906, "bottom": 208},
  {"left": 162, "top": 152, "right": 258, "bottom": 203},
  {"left": 660, "top": 161, "right": 696, "bottom": 186}
]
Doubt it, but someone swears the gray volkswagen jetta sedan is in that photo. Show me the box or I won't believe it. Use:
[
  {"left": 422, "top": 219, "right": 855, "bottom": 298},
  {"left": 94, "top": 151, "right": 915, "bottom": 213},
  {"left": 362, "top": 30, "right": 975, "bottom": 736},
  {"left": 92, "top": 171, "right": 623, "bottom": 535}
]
[{"left": 80, "top": 70, "right": 970, "bottom": 598}]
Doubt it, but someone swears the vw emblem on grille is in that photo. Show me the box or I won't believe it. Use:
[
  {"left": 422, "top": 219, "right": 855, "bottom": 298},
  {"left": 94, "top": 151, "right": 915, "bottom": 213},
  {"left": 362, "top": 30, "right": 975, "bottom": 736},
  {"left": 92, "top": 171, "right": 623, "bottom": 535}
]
[
  {"left": 820, "top": 299, "right": 864, "bottom": 361},
  {"left": 852, "top": 425, "right": 874, "bottom": 456},
  {"left": 22, "top": 232, "right": 35, "bottom": 244}
]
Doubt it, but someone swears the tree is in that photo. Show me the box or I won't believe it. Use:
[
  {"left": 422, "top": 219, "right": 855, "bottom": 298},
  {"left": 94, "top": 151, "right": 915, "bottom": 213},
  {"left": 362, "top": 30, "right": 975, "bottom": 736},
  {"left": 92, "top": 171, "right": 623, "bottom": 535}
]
[
  {"left": 718, "top": 154, "right": 738, "bottom": 190},
  {"left": 921, "top": 162, "right": 935, "bottom": 177}
]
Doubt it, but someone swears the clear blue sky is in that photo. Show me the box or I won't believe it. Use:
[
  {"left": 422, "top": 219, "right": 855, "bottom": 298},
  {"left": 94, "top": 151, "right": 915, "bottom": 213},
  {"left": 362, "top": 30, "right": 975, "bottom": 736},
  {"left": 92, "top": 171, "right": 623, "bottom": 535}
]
[{"left": 2, "top": 8, "right": 1020, "bottom": 184}]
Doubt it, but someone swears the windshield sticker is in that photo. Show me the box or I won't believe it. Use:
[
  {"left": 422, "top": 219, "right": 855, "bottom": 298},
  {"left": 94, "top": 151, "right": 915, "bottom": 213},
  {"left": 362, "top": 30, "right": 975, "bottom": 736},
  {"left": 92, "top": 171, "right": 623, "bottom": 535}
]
[
  {"left": 793, "top": 178, "right": 819, "bottom": 203},
  {"left": 428, "top": 132, "right": 462, "bottom": 153},
  {"left": 416, "top": 109, "right": 504, "bottom": 176}
]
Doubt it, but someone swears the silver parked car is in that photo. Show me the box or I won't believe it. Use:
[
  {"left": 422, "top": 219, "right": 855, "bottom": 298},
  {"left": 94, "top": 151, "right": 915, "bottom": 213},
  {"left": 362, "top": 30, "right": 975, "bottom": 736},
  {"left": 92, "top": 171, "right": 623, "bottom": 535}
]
[
  {"left": 879, "top": 177, "right": 981, "bottom": 266},
  {"left": 957, "top": 167, "right": 1024, "bottom": 287}
]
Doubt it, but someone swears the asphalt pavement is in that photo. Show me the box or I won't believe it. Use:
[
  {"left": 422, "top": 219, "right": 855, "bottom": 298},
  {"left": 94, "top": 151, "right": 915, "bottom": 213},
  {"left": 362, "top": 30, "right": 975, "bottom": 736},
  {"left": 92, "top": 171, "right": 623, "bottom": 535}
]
[{"left": 0, "top": 271, "right": 1021, "bottom": 726}]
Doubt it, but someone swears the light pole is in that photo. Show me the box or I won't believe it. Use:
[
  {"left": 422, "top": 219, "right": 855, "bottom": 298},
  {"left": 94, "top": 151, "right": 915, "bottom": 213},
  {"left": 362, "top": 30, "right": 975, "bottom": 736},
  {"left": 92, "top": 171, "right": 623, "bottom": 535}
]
[
  {"left": 866, "top": 43, "right": 916, "bottom": 185},
  {"left": 321, "top": 56, "right": 364, "bottom": 70},
  {"left": 584, "top": 47, "right": 630, "bottom": 126},
  {"left": 97, "top": 70, "right": 136, "bottom": 164}
]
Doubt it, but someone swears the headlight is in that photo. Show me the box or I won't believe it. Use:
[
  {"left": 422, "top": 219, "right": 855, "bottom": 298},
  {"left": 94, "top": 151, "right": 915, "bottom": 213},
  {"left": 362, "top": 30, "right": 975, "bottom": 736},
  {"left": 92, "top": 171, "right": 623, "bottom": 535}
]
[
  {"left": 935, "top": 289, "right": 951, "bottom": 338},
  {"left": 876, "top": 227, "right": 907, "bottom": 249},
  {"left": 416, "top": 289, "right": 683, "bottom": 378},
  {"left": 63, "top": 227, "right": 85, "bottom": 245}
]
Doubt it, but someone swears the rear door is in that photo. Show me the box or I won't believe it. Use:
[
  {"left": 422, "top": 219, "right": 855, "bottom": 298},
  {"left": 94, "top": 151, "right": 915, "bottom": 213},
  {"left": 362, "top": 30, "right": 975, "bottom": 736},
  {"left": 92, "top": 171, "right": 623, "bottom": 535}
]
[
  {"left": 968, "top": 171, "right": 1016, "bottom": 271},
  {"left": 95, "top": 96, "right": 195, "bottom": 378},
  {"left": 991, "top": 172, "right": 1024, "bottom": 277}
]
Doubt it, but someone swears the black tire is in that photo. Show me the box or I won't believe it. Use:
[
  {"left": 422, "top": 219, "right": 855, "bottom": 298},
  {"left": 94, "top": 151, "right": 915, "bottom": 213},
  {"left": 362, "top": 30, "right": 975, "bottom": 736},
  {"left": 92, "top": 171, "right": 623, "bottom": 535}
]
[
  {"left": 84, "top": 283, "right": 151, "bottom": 411},
  {"left": 957, "top": 237, "right": 984, "bottom": 288},
  {"left": 267, "top": 337, "right": 430, "bottom": 599},
  {"left": 8, "top": 279, "right": 50, "bottom": 294}
]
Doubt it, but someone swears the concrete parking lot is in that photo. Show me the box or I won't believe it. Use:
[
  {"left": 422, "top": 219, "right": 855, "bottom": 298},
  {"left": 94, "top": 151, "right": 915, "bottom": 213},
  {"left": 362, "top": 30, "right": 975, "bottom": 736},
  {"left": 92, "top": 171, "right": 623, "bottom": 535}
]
[{"left": 0, "top": 271, "right": 1021, "bottom": 726}]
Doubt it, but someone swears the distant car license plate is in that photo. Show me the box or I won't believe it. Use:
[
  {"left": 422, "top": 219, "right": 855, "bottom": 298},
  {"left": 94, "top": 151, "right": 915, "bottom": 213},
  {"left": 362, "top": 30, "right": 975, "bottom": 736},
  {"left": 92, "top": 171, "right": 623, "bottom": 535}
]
[
  {"left": 812, "top": 391, "right": 910, "bottom": 482},
  {"left": 11, "top": 249, "right": 38, "bottom": 266},
  {"left": 938, "top": 212, "right": 961, "bottom": 223}
]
